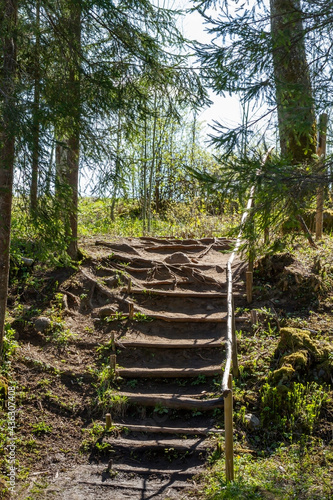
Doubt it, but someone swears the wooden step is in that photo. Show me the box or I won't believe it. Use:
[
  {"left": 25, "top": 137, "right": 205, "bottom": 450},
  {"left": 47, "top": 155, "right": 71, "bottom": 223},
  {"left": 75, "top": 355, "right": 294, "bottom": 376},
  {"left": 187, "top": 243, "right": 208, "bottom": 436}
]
[
  {"left": 122, "top": 287, "right": 228, "bottom": 298},
  {"left": 107, "top": 436, "right": 213, "bottom": 451},
  {"left": 108, "top": 310, "right": 246, "bottom": 323},
  {"left": 116, "top": 339, "right": 223, "bottom": 349},
  {"left": 79, "top": 479, "right": 193, "bottom": 491},
  {"left": 131, "top": 310, "right": 246, "bottom": 323},
  {"left": 116, "top": 392, "right": 224, "bottom": 409},
  {"left": 117, "top": 366, "right": 222, "bottom": 378},
  {"left": 112, "top": 464, "right": 202, "bottom": 476},
  {"left": 113, "top": 423, "right": 224, "bottom": 436}
]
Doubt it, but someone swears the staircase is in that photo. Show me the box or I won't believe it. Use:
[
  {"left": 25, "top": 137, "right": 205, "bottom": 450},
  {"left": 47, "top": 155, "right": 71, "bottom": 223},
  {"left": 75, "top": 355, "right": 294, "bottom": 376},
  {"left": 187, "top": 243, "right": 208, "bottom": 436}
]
[{"left": 86, "top": 236, "right": 247, "bottom": 498}]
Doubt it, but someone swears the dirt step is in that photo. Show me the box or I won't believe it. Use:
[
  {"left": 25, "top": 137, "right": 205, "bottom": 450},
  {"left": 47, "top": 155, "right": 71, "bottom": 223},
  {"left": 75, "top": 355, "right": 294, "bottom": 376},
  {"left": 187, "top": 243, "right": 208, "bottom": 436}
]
[
  {"left": 127, "top": 295, "right": 226, "bottom": 316},
  {"left": 117, "top": 366, "right": 223, "bottom": 378},
  {"left": 115, "top": 392, "right": 225, "bottom": 409},
  {"left": 116, "top": 339, "right": 223, "bottom": 348},
  {"left": 115, "top": 319, "right": 222, "bottom": 341},
  {"left": 117, "top": 346, "right": 223, "bottom": 369},
  {"left": 113, "top": 423, "right": 224, "bottom": 436}
]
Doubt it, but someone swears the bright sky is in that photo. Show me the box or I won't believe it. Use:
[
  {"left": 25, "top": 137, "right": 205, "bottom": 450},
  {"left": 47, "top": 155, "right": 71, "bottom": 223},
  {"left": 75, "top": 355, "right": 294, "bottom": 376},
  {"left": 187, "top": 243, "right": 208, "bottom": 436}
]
[{"left": 179, "top": 2, "right": 243, "bottom": 134}]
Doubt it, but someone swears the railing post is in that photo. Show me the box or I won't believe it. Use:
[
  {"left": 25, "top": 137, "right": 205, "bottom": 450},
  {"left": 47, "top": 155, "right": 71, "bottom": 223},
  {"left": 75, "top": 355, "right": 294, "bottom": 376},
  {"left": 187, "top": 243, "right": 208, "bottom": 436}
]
[
  {"left": 246, "top": 270, "right": 253, "bottom": 303},
  {"left": 224, "top": 374, "right": 234, "bottom": 482},
  {"left": 231, "top": 297, "right": 239, "bottom": 378}
]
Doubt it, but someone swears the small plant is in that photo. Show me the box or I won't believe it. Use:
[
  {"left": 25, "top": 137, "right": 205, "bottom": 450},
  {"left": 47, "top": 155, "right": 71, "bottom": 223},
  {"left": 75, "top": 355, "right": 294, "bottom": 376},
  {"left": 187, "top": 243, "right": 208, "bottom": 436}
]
[
  {"left": 127, "top": 379, "right": 138, "bottom": 388},
  {"left": 94, "top": 441, "right": 114, "bottom": 456},
  {"left": 261, "top": 381, "right": 328, "bottom": 435},
  {"left": 2, "top": 323, "right": 19, "bottom": 360},
  {"left": 32, "top": 421, "right": 53, "bottom": 436},
  {"left": 133, "top": 312, "right": 153, "bottom": 322},
  {"left": 154, "top": 403, "right": 168, "bottom": 415},
  {"left": 105, "top": 312, "right": 126, "bottom": 322},
  {"left": 191, "top": 374, "right": 206, "bottom": 386}
]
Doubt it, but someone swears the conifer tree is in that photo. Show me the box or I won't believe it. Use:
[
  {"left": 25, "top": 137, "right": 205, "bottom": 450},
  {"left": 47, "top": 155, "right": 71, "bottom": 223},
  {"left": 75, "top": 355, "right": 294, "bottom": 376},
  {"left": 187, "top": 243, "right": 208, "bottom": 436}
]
[{"left": 0, "top": 0, "right": 18, "bottom": 354}]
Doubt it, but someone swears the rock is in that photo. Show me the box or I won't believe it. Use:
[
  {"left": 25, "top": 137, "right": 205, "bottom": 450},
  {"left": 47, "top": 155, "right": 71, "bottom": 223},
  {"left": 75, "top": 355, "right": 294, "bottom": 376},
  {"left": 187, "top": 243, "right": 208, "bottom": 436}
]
[
  {"left": 164, "top": 252, "right": 191, "bottom": 264},
  {"left": 268, "top": 365, "right": 295, "bottom": 385},
  {"left": 244, "top": 413, "right": 260, "bottom": 429},
  {"left": 206, "top": 304, "right": 215, "bottom": 311},
  {"left": 34, "top": 317, "right": 51, "bottom": 333},
  {"left": 21, "top": 257, "right": 34, "bottom": 267},
  {"left": 92, "top": 305, "right": 117, "bottom": 318},
  {"left": 280, "top": 350, "right": 308, "bottom": 369}
]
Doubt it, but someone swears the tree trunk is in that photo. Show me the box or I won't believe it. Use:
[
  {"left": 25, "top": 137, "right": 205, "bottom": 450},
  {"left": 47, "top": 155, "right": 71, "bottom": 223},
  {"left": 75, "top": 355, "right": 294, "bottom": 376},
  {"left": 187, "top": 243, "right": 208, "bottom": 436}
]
[
  {"left": 0, "top": 0, "right": 17, "bottom": 355},
  {"left": 62, "top": 1, "right": 81, "bottom": 260},
  {"left": 30, "top": 0, "right": 40, "bottom": 212},
  {"left": 110, "top": 110, "right": 122, "bottom": 221},
  {"left": 270, "top": 0, "right": 316, "bottom": 163}
]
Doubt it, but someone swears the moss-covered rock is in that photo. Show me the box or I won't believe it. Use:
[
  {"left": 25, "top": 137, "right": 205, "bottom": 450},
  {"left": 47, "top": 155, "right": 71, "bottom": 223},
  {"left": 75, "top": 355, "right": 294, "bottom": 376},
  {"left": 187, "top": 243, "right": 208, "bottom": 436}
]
[
  {"left": 268, "top": 365, "right": 295, "bottom": 385},
  {"left": 0, "top": 375, "right": 8, "bottom": 408},
  {"left": 280, "top": 350, "right": 308, "bottom": 369},
  {"left": 278, "top": 328, "right": 319, "bottom": 355}
]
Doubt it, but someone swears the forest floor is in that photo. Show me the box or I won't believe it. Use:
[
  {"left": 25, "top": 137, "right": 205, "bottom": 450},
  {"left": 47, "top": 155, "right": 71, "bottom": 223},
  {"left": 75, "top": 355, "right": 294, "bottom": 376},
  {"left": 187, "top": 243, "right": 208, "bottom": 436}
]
[{"left": 1, "top": 233, "right": 333, "bottom": 499}]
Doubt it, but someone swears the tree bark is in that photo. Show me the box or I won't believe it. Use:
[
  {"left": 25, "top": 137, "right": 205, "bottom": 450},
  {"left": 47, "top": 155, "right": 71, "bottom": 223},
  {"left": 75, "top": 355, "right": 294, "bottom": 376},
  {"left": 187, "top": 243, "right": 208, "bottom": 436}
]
[
  {"left": 0, "top": 0, "right": 17, "bottom": 354},
  {"left": 270, "top": 0, "right": 316, "bottom": 163},
  {"left": 56, "top": 1, "right": 81, "bottom": 260},
  {"left": 30, "top": 0, "right": 40, "bottom": 212}
]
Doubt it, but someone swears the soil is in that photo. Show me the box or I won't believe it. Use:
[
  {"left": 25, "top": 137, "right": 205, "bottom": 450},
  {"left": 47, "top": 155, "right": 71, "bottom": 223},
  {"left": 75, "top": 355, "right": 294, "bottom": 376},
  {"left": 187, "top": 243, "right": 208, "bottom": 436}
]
[{"left": 8, "top": 236, "right": 250, "bottom": 499}]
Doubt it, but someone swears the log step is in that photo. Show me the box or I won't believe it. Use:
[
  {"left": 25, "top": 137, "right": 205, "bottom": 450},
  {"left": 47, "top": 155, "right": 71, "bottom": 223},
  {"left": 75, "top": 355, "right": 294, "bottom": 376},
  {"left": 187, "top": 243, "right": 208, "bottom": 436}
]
[
  {"left": 108, "top": 311, "right": 246, "bottom": 323},
  {"left": 116, "top": 339, "right": 223, "bottom": 349},
  {"left": 107, "top": 436, "right": 213, "bottom": 451},
  {"left": 122, "top": 287, "right": 228, "bottom": 298},
  {"left": 131, "top": 310, "right": 246, "bottom": 323},
  {"left": 113, "top": 423, "right": 224, "bottom": 436},
  {"left": 79, "top": 479, "right": 193, "bottom": 491},
  {"left": 112, "top": 464, "right": 202, "bottom": 476},
  {"left": 115, "top": 393, "right": 225, "bottom": 410},
  {"left": 117, "top": 366, "right": 222, "bottom": 378}
]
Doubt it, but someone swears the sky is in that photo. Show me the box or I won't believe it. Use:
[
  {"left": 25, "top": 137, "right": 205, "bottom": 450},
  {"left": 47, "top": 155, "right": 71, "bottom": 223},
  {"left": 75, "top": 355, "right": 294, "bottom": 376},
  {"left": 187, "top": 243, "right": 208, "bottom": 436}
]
[{"left": 179, "top": 2, "right": 243, "bottom": 133}]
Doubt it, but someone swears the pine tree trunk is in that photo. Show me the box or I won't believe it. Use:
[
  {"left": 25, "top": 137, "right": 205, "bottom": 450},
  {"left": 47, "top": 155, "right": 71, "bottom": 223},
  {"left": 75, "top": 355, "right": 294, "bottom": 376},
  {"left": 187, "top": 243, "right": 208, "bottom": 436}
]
[
  {"left": 270, "top": 0, "right": 316, "bottom": 162},
  {"left": 63, "top": 1, "right": 81, "bottom": 260},
  {"left": 30, "top": 0, "right": 40, "bottom": 212},
  {"left": 0, "top": 0, "right": 17, "bottom": 354}
]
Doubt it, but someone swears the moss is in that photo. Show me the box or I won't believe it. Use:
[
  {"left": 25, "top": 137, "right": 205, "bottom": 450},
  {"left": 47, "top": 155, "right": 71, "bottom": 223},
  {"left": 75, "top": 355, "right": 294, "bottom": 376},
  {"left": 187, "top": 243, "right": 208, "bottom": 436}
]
[
  {"left": 268, "top": 365, "right": 295, "bottom": 385},
  {"left": 280, "top": 350, "right": 308, "bottom": 369},
  {"left": 0, "top": 376, "right": 8, "bottom": 408},
  {"left": 278, "top": 328, "right": 320, "bottom": 356}
]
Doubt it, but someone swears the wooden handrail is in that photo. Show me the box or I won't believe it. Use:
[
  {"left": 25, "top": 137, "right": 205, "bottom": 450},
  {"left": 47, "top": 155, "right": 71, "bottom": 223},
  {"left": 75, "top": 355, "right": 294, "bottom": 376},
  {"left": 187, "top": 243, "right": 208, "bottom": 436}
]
[
  {"left": 221, "top": 149, "right": 274, "bottom": 482},
  {"left": 221, "top": 185, "right": 256, "bottom": 394},
  {"left": 222, "top": 147, "right": 274, "bottom": 393}
]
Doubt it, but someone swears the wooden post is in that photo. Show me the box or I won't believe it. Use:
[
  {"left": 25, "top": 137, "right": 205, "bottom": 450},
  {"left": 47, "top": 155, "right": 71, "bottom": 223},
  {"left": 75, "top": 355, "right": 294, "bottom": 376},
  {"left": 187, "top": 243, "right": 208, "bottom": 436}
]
[
  {"left": 246, "top": 271, "right": 253, "bottom": 303},
  {"left": 111, "top": 331, "right": 115, "bottom": 352},
  {"left": 224, "top": 374, "right": 234, "bottom": 482},
  {"left": 316, "top": 113, "right": 328, "bottom": 240},
  {"left": 129, "top": 302, "right": 134, "bottom": 320},
  {"left": 110, "top": 354, "right": 117, "bottom": 378},
  {"left": 127, "top": 278, "right": 132, "bottom": 293},
  {"left": 105, "top": 413, "right": 112, "bottom": 430},
  {"left": 251, "top": 309, "right": 258, "bottom": 325},
  {"left": 231, "top": 298, "right": 239, "bottom": 379}
]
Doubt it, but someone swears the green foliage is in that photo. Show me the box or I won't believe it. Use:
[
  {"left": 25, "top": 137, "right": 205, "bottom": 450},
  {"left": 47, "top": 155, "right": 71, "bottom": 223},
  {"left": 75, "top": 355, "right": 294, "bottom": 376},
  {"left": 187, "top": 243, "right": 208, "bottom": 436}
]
[
  {"left": 32, "top": 421, "right": 53, "bottom": 436},
  {"left": 203, "top": 438, "right": 333, "bottom": 499},
  {"left": 11, "top": 197, "right": 72, "bottom": 266},
  {"left": 261, "top": 382, "right": 328, "bottom": 435},
  {"left": 2, "top": 324, "right": 18, "bottom": 361}
]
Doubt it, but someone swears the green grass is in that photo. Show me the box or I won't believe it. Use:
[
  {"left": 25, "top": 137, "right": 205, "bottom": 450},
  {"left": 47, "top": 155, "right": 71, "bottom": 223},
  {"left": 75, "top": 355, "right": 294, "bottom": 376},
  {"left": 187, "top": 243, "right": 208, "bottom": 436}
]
[{"left": 203, "top": 440, "right": 333, "bottom": 499}]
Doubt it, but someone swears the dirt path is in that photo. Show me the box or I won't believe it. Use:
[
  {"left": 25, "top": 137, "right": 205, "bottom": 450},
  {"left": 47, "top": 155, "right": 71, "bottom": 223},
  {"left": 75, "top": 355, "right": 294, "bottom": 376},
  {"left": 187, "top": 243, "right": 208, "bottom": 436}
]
[{"left": 13, "top": 236, "right": 248, "bottom": 499}]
